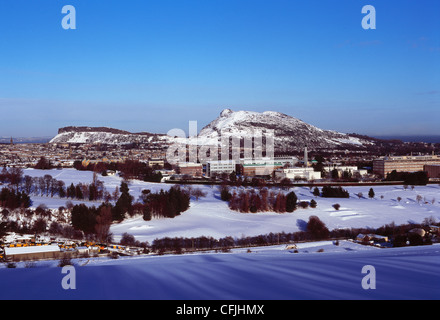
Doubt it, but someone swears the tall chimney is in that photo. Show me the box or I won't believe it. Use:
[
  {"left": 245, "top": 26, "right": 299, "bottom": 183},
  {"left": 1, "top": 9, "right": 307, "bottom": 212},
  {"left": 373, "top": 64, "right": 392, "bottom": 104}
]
[{"left": 304, "top": 145, "right": 308, "bottom": 167}]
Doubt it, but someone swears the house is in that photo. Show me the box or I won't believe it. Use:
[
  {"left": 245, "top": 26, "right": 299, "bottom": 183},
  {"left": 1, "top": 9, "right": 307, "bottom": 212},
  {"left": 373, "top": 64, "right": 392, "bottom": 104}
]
[
  {"left": 178, "top": 162, "right": 203, "bottom": 177},
  {"left": 148, "top": 159, "right": 165, "bottom": 168},
  {"left": 429, "top": 225, "right": 440, "bottom": 235},
  {"left": 327, "top": 165, "right": 368, "bottom": 178},
  {"left": 356, "top": 234, "right": 389, "bottom": 243},
  {"left": 76, "top": 246, "right": 100, "bottom": 256}
]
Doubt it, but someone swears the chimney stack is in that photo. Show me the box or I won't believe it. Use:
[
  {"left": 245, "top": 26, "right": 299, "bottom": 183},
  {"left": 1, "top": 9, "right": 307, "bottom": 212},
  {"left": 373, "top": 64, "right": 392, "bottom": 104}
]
[{"left": 304, "top": 145, "right": 308, "bottom": 167}]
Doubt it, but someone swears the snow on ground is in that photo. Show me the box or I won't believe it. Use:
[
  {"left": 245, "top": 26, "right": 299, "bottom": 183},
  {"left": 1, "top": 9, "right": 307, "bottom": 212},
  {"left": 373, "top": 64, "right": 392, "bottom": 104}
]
[
  {"left": 22, "top": 169, "right": 440, "bottom": 243},
  {"left": 4, "top": 169, "right": 440, "bottom": 300},
  {"left": 0, "top": 242, "right": 439, "bottom": 299}
]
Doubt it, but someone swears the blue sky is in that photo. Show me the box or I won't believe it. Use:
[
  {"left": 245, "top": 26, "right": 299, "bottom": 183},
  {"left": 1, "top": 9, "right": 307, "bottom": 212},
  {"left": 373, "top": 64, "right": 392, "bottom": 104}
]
[{"left": 0, "top": 0, "right": 439, "bottom": 137}]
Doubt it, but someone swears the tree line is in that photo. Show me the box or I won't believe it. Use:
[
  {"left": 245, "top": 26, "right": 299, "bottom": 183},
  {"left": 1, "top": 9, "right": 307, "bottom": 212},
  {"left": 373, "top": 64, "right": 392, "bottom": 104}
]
[
  {"left": 74, "top": 159, "right": 163, "bottom": 182},
  {"left": 141, "top": 186, "right": 191, "bottom": 221},
  {"left": 35, "top": 157, "right": 164, "bottom": 183},
  {"left": 0, "top": 204, "right": 82, "bottom": 241},
  {"left": 0, "top": 188, "right": 32, "bottom": 210},
  {"left": 70, "top": 183, "right": 191, "bottom": 239},
  {"left": 221, "top": 185, "right": 299, "bottom": 213},
  {"left": 150, "top": 215, "right": 438, "bottom": 254},
  {"left": 385, "top": 170, "right": 429, "bottom": 185},
  {"left": 319, "top": 185, "right": 350, "bottom": 198},
  {"left": 0, "top": 166, "right": 120, "bottom": 202},
  {"left": 151, "top": 215, "right": 330, "bottom": 253}
]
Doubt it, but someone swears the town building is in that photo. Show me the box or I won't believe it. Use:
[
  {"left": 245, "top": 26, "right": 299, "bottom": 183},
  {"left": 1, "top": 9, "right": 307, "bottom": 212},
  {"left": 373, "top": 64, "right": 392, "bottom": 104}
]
[
  {"left": 328, "top": 165, "right": 368, "bottom": 178},
  {"left": 373, "top": 155, "right": 440, "bottom": 177},
  {"left": 206, "top": 160, "right": 236, "bottom": 177},
  {"left": 424, "top": 165, "right": 440, "bottom": 179},
  {"left": 178, "top": 162, "right": 203, "bottom": 177},
  {"left": 148, "top": 159, "right": 165, "bottom": 167},
  {"left": 241, "top": 158, "right": 285, "bottom": 177},
  {"left": 274, "top": 167, "right": 321, "bottom": 181},
  {"left": 273, "top": 156, "right": 298, "bottom": 168},
  {"left": 4, "top": 245, "right": 62, "bottom": 261}
]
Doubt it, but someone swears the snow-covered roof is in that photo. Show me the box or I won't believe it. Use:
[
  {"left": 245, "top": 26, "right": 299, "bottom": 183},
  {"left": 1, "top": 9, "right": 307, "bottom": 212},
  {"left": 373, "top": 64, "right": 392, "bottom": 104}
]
[{"left": 4, "top": 245, "right": 60, "bottom": 256}]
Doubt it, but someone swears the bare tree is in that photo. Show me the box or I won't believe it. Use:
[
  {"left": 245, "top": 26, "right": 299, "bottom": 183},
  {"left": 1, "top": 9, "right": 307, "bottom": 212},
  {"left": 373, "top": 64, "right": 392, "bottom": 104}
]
[
  {"left": 191, "top": 188, "right": 207, "bottom": 201},
  {"left": 95, "top": 205, "right": 113, "bottom": 243}
]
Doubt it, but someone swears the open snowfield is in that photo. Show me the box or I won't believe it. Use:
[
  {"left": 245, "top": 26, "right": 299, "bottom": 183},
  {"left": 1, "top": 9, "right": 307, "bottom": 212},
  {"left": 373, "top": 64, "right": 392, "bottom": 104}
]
[
  {"left": 22, "top": 169, "right": 440, "bottom": 243},
  {"left": 0, "top": 242, "right": 439, "bottom": 300}
]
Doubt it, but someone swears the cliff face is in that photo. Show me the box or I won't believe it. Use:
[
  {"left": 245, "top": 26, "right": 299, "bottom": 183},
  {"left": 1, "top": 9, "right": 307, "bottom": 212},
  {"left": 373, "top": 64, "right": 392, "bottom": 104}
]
[
  {"left": 50, "top": 126, "right": 167, "bottom": 145},
  {"left": 57, "top": 126, "right": 132, "bottom": 135}
]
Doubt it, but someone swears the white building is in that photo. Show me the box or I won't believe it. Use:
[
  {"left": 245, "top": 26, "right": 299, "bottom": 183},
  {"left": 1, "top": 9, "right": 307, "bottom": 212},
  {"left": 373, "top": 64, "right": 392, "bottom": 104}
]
[
  {"left": 273, "top": 156, "right": 298, "bottom": 167},
  {"left": 241, "top": 158, "right": 284, "bottom": 177},
  {"left": 275, "top": 167, "right": 321, "bottom": 181},
  {"left": 206, "top": 160, "right": 236, "bottom": 177},
  {"left": 328, "top": 165, "right": 368, "bottom": 177}
]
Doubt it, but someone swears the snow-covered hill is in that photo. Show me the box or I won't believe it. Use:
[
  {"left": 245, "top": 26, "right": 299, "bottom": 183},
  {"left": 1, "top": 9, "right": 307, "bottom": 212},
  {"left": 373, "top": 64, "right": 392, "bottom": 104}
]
[
  {"left": 49, "top": 109, "right": 376, "bottom": 152},
  {"left": 49, "top": 126, "right": 169, "bottom": 145},
  {"left": 198, "top": 109, "right": 374, "bottom": 151}
]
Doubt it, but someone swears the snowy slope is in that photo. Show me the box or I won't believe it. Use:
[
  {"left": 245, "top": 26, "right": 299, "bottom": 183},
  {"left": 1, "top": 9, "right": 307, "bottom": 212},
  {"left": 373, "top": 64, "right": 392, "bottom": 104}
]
[
  {"left": 0, "top": 243, "right": 439, "bottom": 300},
  {"left": 3, "top": 169, "right": 440, "bottom": 300},
  {"left": 198, "top": 109, "right": 374, "bottom": 150},
  {"left": 21, "top": 169, "right": 440, "bottom": 244}
]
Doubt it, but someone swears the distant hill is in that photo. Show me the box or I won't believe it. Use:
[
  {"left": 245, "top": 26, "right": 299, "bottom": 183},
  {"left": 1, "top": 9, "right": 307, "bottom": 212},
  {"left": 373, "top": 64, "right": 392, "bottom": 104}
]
[
  {"left": 374, "top": 135, "right": 440, "bottom": 144},
  {"left": 50, "top": 126, "right": 168, "bottom": 145},
  {"left": 0, "top": 137, "right": 53, "bottom": 144},
  {"left": 48, "top": 109, "right": 439, "bottom": 155},
  {"left": 197, "top": 109, "right": 376, "bottom": 152}
]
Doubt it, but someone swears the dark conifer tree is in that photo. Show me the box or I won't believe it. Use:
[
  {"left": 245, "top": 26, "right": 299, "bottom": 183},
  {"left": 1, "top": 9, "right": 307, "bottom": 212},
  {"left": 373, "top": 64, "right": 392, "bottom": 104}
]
[{"left": 286, "top": 191, "right": 298, "bottom": 212}]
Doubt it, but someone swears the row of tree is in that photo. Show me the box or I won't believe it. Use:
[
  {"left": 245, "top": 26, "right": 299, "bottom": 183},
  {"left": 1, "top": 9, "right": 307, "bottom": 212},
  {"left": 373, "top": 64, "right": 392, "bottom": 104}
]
[
  {"left": 312, "top": 186, "right": 375, "bottom": 199},
  {"left": 74, "top": 159, "right": 163, "bottom": 182},
  {"left": 385, "top": 170, "right": 429, "bottom": 185},
  {"left": 319, "top": 186, "right": 350, "bottom": 198},
  {"left": 221, "top": 186, "right": 299, "bottom": 213},
  {"left": 70, "top": 183, "right": 192, "bottom": 238},
  {"left": 150, "top": 215, "right": 439, "bottom": 254},
  {"left": 71, "top": 203, "right": 113, "bottom": 241},
  {"left": 141, "top": 186, "right": 191, "bottom": 220},
  {"left": 0, "top": 188, "right": 32, "bottom": 210},
  {"left": 0, "top": 167, "right": 24, "bottom": 190},
  {"left": 151, "top": 215, "right": 330, "bottom": 253},
  {"left": 3, "top": 168, "right": 120, "bottom": 203}
]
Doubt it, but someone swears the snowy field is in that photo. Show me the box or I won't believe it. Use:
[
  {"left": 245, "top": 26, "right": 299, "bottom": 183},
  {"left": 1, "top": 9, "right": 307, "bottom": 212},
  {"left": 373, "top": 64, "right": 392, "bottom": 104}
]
[
  {"left": 3, "top": 170, "right": 440, "bottom": 300},
  {"left": 22, "top": 168, "right": 440, "bottom": 243},
  {"left": 0, "top": 241, "right": 439, "bottom": 300}
]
